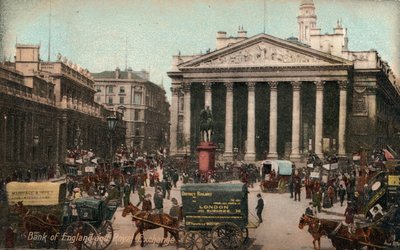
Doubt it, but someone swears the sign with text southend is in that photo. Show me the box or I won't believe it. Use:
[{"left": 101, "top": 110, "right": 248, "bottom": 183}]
[
  {"left": 181, "top": 183, "right": 248, "bottom": 231},
  {"left": 6, "top": 182, "right": 66, "bottom": 206}
]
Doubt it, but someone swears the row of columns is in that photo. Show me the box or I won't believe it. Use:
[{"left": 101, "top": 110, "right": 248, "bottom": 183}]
[{"left": 170, "top": 80, "right": 348, "bottom": 161}]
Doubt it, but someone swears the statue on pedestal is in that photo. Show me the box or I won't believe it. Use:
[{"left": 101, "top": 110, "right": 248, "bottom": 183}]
[{"left": 199, "top": 106, "right": 213, "bottom": 143}]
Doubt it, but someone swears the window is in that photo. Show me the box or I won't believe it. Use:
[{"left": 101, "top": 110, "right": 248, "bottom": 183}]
[
  {"left": 108, "top": 97, "right": 113, "bottom": 104},
  {"left": 96, "top": 96, "right": 100, "bottom": 102},
  {"left": 108, "top": 86, "right": 113, "bottom": 93},
  {"left": 119, "top": 96, "right": 124, "bottom": 104},
  {"left": 134, "top": 110, "right": 140, "bottom": 121},
  {"left": 96, "top": 87, "right": 101, "bottom": 92},
  {"left": 134, "top": 92, "right": 142, "bottom": 105},
  {"left": 120, "top": 87, "right": 125, "bottom": 93}
]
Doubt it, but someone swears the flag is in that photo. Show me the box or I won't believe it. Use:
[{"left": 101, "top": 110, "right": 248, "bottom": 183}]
[{"left": 384, "top": 149, "right": 394, "bottom": 160}]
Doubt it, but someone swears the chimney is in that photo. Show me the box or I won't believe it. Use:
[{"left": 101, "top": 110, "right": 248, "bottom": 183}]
[
  {"left": 15, "top": 44, "right": 40, "bottom": 75},
  {"left": 127, "top": 67, "right": 132, "bottom": 79},
  {"left": 216, "top": 31, "right": 227, "bottom": 50},
  {"left": 237, "top": 26, "right": 247, "bottom": 38},
  {"left": 115, "top": 67, "right": 120, "bottom": 79}
]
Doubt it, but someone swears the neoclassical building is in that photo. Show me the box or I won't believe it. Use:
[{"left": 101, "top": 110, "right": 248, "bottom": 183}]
[
  {"left": 168, "top": 0, "right": 400, "bottom": 162},
  {"left": 0, "top": 44, "right": 126, "bottom": 176}
]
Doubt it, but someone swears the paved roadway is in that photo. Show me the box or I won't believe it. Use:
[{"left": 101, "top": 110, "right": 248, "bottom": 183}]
[{"left": 108, "top": 181, "right": 347, "bottom": 250}]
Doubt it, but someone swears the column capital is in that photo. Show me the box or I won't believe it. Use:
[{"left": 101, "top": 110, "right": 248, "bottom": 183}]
[
  {"left": 171, "top": 86, "right": 180, "bottom": 95},
  {"left": 247, "top": 82, "right": 256, "bottom": 91},
  {"left": 182, "top": 82, "right": 191, "bottom": 92},
  {"left": 339, "top": 80, "right": 348, "bottom": 90},
  {"left": 268, "top": 81, "right": 278, "bottom": 89},
  {"left": 291, "top": 81, "right": 301, "bottom": 91},
  {"left": 366, "top": 86, "right": 377, "bottom": 95},
  {"left": 203, "top": 81, "right": 212, "bottom": 91},
  {"left": 225, "top": 82, "right": 234, "bottom": 91},
  {"left": 315, "top": 80, "right": 325, "bottom": 90}
]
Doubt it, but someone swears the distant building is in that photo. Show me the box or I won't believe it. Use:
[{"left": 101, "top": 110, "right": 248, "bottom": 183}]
[
  {"left": 168, "top": 0, "right": 400, "bottom": 161},
  {"left": 92, "top": 68, "right": 170, "bottom": 152},
  {"left": 0, "top": 44, "right": 125, "bottom": 176}
]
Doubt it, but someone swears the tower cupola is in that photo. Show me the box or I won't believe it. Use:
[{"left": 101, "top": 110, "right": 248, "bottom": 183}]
[{"left": 297, "top": 0, "right": 317, "bottom": 45}]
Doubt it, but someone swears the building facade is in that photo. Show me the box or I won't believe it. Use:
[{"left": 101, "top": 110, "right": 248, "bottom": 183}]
[
  {"left": 0, "top": 45, "right": 126, "bottom": 177},
  {"left": 168, "top": 0, "right": 400, "bottom": 162},
  {"left": 92, "top": 68, "right": 170, "bottom": 152}
]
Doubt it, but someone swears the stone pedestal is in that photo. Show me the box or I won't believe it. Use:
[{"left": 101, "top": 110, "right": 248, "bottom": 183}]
[{"left": 197, "top": 142, "right": 216, "bottom": 176}]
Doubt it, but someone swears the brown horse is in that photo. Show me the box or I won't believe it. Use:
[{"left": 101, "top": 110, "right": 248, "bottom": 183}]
[
  {"left": 11, "top": 201, "right": 61, "bottom": 248},
  {"left": 298, "top": 214, "right": 388, "bottom": 250},
  {"left": 122, "top": 203, "right": 180, "bottom": 247}
]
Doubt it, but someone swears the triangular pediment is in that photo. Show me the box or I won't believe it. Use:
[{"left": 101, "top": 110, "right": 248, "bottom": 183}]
[{"left": 179, "top": 34, "right": 351, "bottom": 69}]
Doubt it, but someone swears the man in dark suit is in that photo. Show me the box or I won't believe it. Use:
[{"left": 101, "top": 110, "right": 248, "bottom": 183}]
[{"left": 255, "top": 193, "right": 264, "bottom": 223}]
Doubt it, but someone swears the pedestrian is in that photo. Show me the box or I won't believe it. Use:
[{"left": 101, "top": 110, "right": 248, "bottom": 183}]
[
  {"left": 312, "top": 190, "right": 322, "bottom": 213},
  {"left": 154, "top": 188, "right": 164, "bottom": 223},
  {"left": 169, "top": 198, "right": 180, "bottom": 220},
  {"left": 136, "top": 185, "right": 145, "bottom": 207},
  {"left": 289, "top": 176, "right": 294, "bottom": 199},
  {"left": 128, "top": 173, "right": 135, "bottom": 193},
  {"left": 255, "top": 193, "right": 264, "bottom": 223},
  {"left": 327, "top": 185, "right": 335, "bottom": 207},
  {"left": 293, "top": 175, "right": 301, "bottom": 202},
  {"left": 69, "top": 200, "right": 78, "bottom": 222},
  {"left": 142, "top": 193, "right": 152, "bottom": 211},
  {"left": 344, "top": 201, "right": 356, "bottom": 233},
  {"left": 172, "top": 170, "right": 179, "bottom": 188},
  {"left": 338, "top": 184, "right": 346, "bottom": 207},
  {"left": 123, "top": 183, "right": 131, "bottom": 207}
]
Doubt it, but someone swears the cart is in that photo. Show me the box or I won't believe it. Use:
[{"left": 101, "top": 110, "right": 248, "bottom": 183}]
[
  {"left": 180, "top": 183, "right": 258, "bottom": 250},
  {"left": 6, "top": 181, "right": 117, "bottom": 250},
  {"left": 260, "top": 160, "right": 293, "bottom": 192}
]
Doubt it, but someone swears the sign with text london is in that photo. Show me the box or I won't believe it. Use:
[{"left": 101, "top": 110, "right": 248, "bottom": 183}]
[{"left": 181, "top": 183, "right": 248, "bottom": 231}]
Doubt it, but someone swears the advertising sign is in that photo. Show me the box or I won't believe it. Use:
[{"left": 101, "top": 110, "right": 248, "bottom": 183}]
[{"left": 6, "top": 182, "right": 65, "bottom": 206}]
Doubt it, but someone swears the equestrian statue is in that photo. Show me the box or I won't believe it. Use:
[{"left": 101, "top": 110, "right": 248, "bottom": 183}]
[{"left": 199, "top": 105, "right": 213, "bottom": 143}]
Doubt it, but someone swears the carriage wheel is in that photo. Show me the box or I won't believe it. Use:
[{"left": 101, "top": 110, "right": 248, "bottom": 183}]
[
  {"left": 200, "top": 231, "right": 212, "bottom": 246},
  {"left": 64, "top": 221, "right": 96, "bottom": 249},
  {"left": 87, "top": 221, "right": 113, "bottom": 250},
  {"left": 211, "top": 222, "right": 243, "bottom": 249},
  {"left": 183, "top": 231, "right": 206, "bottom": 250}
]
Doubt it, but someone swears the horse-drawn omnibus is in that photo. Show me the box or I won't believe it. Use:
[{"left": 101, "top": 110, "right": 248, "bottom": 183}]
[{"left": 6, "top": 181, "right": 118, "bottom": 250}]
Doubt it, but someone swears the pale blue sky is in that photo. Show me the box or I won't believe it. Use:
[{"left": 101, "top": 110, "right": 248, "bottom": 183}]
[{"left": 1, "top": 0, "right": 399, "bottom": 99}]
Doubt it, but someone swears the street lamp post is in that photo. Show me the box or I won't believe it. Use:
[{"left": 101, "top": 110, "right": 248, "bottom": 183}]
[{"left": 107, "top": 116, "right": 118, "bottom": 161}]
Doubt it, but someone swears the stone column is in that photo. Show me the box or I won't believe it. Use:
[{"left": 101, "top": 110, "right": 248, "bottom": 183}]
[
  {"left": 204, "top": 82, "right": 212, "bottom": 108},
  {"left": 367, "top": 86, "right": 377, "bottom": 122},
  {"left": 338, "top": 81, "right": 348, "bottom": 156},
  {"left": 169, "top": 86, "right": 180, "bottom": 155},
  {"left": 183, "top": 82, "right": 191, "bottom": 152},
  {"left": 267, "top": 82, "right": 278, "bottom": 159},
  {"left": 290, "top": 81, "right": 301, "bottom": 161},
  {"left": 245, "top": 82, "right": 256, "bottom": 162},
  {"left": 224, "top": 82, "right": 234, "bottom": 160},
  {"left": 314, "top": 81, "right": 325, "bottom": 157}
]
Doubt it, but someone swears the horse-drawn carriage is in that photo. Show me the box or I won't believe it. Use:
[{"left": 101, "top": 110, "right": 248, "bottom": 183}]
[
  {"left": 121, "top": 183, "right": 258, "bottom": 250},
  {"left": 260, "top": 160, "right": 293, "bottom": 192},
  {"left": 180, "top": 183, "right": 257, "bottom": 249},
  {"left": 6, "top": 181, "right": 118, "bottom": 250}
]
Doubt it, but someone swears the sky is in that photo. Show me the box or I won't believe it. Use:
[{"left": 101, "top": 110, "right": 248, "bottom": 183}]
[{"left": 0, "top": 0, "right": 399, "bottom": 100}]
